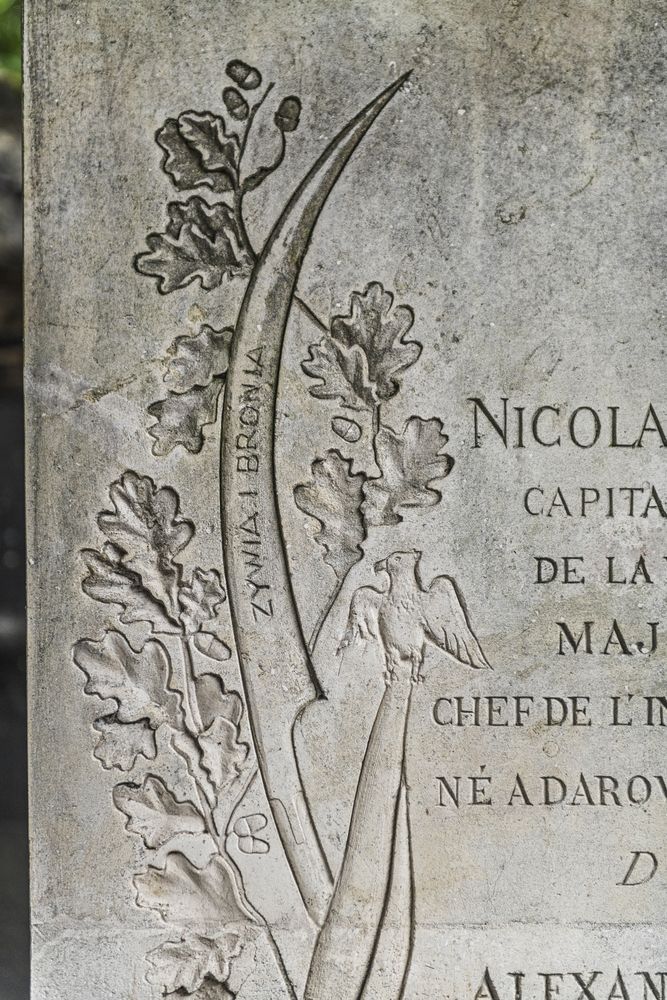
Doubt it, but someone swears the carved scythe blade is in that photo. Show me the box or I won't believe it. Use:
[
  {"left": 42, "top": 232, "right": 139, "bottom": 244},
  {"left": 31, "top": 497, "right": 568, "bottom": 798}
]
[{"left": 220, "top": 73, "right": 409, "bottom": 926}]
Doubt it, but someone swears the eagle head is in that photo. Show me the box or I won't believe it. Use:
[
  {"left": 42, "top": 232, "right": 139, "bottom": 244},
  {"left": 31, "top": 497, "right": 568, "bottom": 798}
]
[{"left": 374, "top": 550, "right": 421, "bottom": 582}]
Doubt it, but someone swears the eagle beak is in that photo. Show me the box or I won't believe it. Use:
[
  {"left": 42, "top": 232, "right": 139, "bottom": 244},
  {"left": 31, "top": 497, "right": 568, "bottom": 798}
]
[{"left": 374, "top": 557, "right": 388, "bottom": 574}]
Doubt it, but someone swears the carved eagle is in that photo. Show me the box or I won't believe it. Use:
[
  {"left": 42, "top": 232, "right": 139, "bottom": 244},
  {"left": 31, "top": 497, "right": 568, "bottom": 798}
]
[{"left": 340, "top": 549, "right": 490, "bottom": 683}]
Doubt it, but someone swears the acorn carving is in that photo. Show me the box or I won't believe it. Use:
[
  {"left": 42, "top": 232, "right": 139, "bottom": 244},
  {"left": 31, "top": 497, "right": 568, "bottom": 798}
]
[
  {"left": 275, "top": 96, "right": 301, "bottom": 133},
  {"left": 223, "top": 86, "right": 249, "bottom": 121},
  {"left": 225, "top": 58, "right": 262, "bottom": 90}
]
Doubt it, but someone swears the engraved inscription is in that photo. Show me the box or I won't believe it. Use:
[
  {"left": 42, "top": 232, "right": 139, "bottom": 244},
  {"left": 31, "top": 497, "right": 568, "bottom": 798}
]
[{"left": 26, "top": 6, "right": 667, "bottom": 998}]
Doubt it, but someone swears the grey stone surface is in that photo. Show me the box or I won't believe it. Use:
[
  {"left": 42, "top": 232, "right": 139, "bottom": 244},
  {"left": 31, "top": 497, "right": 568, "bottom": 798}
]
[{"left": 25, "top": 3, "right": 667, "bottom": 999}]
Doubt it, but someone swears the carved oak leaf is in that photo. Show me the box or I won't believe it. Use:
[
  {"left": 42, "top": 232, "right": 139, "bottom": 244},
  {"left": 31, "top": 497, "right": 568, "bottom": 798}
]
[
  {"left": 146, "top": 931, "right": 240, "bottom": 996},
  {"left": 136, "top": 198, "right": 250, "bottom": 294},
  {"left": 301, "top": 335, "right": 375, "bottom": 410},
  {"left": 73, "top": 631, "right": 181, "bottom": 728},
  {"left": 179, "top": 568, "right": 226, "bottom": 635},
  {"left": 81, "top": 544, "right": 179, "bottom": 633},
  {"left": 198, "top": 717, "right": 250, "bottom": 796},
  {"left": 92, "top": 715, "right": 157, "bottom": 772},
  {"left": 194, "top": 673, "right": 243, "bottom": 730},
  {"left": 363, "top": 416, "right": 454, "bottom": 526},
  {"left": 194, "top": 675, "right": 252, "bottom": 832},
  {"left": 294, "top": 450, "right": 366, "bottom": 579},
  {"left": 157, "top": 112, "right": 239, "bottom": 194},
  {"left": 148, "top": 381, "right": 223, "bottom": 457},
  {"left": 332, "top": 282, "right": 421, "bottom": 399},
  {"left": 135, "top": 853, "right": 246, "bottom": 924},
  {"left": 134, "top": 725, "right": 209, "bottom": 808},
  {"left": 98, "top": 471, "right": 193, "bottom": 613},
  {"left": 150, "top": 833, "right": 219, "bottom": 874},
  {"left": 164, "top": 325, "right": 234, "bottom": 394},
  {"left": 302, "top": 282, "right": 422, "bottom": 409},
  {"left": 113, "top": 776, "right": 209, "bottom": 851},
  {"left": 165, "top": 730, "right": 218, "bottom": 832}
]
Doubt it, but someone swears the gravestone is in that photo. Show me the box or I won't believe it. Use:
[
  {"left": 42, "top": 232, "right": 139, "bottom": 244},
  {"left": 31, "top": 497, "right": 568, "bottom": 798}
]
[{"left": 25, "top": 3, "right": 667, "bottom": 999}]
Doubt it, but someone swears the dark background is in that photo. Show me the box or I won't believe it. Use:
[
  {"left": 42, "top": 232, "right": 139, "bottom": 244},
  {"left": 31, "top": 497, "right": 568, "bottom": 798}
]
[{"left": 0, "top": 1, "right": 29, "bottom": 997}]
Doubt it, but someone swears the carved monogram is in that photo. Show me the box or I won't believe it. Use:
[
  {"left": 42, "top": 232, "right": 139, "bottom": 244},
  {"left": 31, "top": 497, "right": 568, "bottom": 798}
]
[{"left": 73, "top": 57, "right": 489, "bottom": 1000}]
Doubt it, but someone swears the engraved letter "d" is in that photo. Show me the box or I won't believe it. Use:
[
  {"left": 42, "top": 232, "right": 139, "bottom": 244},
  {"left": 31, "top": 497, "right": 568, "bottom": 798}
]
[{"left": 618, "top": 851, "right": 658, "bottom": 886}]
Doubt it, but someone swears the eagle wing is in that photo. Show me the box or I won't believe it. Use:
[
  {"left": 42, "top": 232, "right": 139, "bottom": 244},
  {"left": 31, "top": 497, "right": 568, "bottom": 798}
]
[
  {"left": 420, "top": 574, "right": 491, "bottom": 669},
  {"left": 338, "top": 584, "right": 386, "bottom": 652}
]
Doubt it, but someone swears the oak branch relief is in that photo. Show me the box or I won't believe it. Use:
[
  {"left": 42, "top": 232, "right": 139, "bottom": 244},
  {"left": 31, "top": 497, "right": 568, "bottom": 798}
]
[{"left": 72, "top": 58, "right": 489, "bottom": 1000}]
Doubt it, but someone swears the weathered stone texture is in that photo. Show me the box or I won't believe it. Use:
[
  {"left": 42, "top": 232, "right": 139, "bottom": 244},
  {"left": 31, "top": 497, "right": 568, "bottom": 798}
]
[{"left": 25, "top": 3, "right": 667, "bottom": 998}]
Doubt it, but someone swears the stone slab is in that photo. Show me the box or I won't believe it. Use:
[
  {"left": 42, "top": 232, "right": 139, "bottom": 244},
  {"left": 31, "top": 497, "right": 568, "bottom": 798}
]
[{"left": 25, "top": 3, "right": 667, "bottom": 999}]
